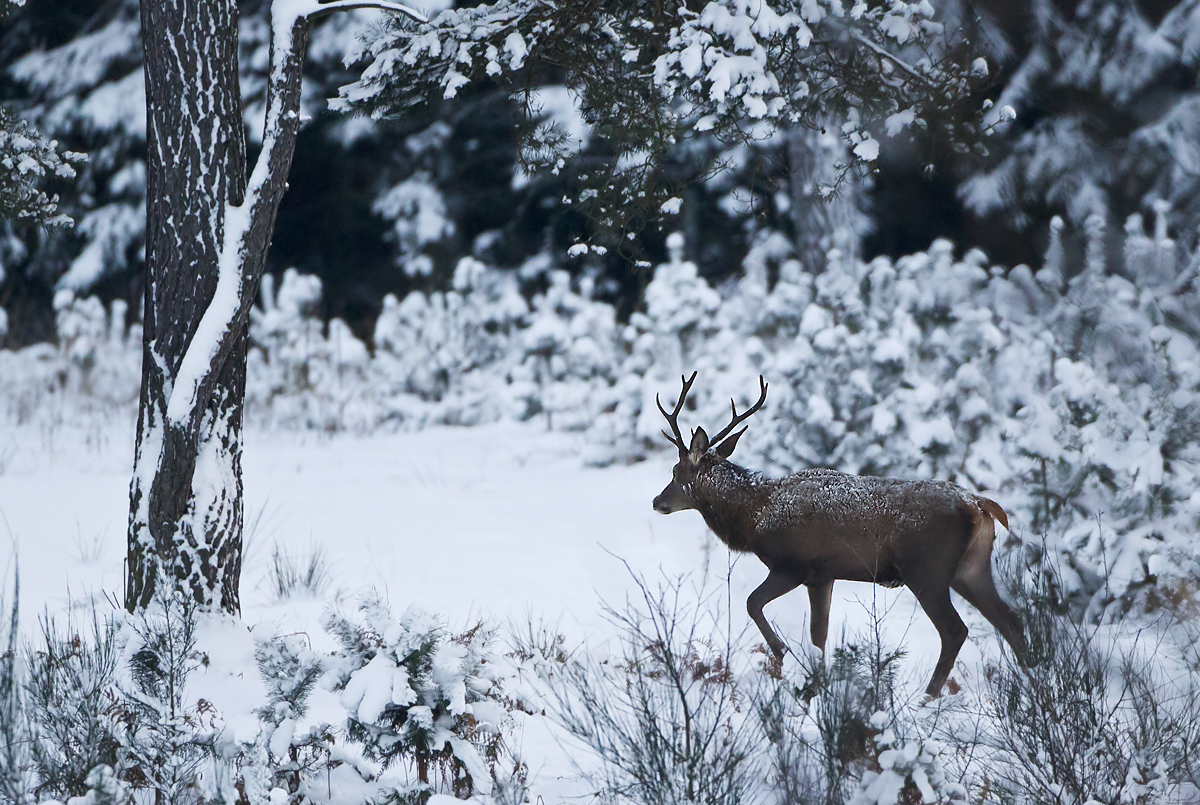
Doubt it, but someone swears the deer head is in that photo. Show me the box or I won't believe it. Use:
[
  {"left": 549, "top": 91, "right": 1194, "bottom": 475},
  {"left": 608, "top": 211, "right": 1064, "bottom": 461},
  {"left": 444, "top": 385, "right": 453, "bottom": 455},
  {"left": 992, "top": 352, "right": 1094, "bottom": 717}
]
[{"left": 652, "top": 372, "right": 768, "bottom": 514}]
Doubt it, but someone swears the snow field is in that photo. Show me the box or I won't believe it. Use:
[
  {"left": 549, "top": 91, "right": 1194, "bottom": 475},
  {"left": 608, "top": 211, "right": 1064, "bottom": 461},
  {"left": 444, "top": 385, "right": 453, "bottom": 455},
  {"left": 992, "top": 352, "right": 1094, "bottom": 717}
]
[{"left": 0, "top": 418, "right": 1002, "bottom": 802}]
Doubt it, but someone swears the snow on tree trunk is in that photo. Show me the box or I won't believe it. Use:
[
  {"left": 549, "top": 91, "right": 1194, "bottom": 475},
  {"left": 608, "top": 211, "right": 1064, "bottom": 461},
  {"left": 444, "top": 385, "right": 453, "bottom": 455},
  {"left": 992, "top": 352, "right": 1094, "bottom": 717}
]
[{"left": 127, "top": 0, "right": 337, "bottom": 613}]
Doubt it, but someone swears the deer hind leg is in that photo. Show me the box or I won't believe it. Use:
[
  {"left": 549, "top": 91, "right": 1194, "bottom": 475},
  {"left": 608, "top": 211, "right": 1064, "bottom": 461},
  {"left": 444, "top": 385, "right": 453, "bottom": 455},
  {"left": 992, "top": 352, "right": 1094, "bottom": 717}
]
[
  {"left": 807, "top": 580, "right": 834, "bottom": 652},
  {"left": 952, "top": 560, "right": 1029, "bottom": 667},
  {"left": 952, "top": 512, "right": 1030, "bottom": 666},
  {"left": 911, "top": 584, "right": 968, "bottom": 698},
  {"left": 747, "top": 570, "right": 801, "bottom": 659}
]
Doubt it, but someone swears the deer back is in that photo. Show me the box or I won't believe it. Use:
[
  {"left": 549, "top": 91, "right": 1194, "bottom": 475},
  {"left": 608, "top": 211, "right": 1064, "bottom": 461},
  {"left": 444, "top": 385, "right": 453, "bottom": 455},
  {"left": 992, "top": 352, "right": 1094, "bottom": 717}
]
[{"left": 745, "top": 470, "right": 980, "bottom": 585}]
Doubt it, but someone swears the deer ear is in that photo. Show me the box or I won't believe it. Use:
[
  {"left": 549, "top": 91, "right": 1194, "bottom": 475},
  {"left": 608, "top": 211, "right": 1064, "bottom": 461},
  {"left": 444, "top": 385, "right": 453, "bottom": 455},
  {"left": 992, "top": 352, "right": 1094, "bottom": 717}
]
[
  {"left": 714, "top": 427, "right": 746, "bottom": 459},
  {"left": 689, "top": 427, "right": 709, "bottom": 460}
]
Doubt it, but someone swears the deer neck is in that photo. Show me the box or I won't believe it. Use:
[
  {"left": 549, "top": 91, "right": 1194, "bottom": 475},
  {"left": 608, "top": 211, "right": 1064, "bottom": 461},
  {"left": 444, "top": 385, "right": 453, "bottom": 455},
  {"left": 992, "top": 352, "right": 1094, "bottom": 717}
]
[{"left": 690, "top": 461, "right": 767, "bottom": 553}]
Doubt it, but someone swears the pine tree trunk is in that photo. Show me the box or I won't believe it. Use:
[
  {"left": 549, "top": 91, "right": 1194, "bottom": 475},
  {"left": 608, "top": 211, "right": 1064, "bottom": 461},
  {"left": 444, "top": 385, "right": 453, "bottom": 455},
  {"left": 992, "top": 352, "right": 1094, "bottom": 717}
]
[
  {"left": 788, "top": 128, "right": 823, "bottom": 275},
  {"left": 788, "top": 127, "right": 863, "bottom": 273},
  {"left": 127, "top": 0, "right": 311, "bottom": 614}
]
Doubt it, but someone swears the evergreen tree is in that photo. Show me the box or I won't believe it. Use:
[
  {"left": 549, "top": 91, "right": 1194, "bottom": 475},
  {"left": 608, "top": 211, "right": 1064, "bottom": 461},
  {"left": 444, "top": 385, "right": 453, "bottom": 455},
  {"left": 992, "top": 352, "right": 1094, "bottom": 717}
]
[
  {"left": 0, "top": 0, "right": 82, "bottom": 301},
  {"left": 957, "top": 0, "right": 1200, "bottom": 257},
  {"left": 343, "top": 0, "right": 995, "bottom": 245}
]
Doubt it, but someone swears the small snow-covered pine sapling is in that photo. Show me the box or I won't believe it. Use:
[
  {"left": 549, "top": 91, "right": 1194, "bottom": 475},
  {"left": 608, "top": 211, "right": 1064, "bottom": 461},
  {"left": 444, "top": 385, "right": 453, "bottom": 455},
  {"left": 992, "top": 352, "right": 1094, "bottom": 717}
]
[
  {"left": 118, "top": 590, "right": 216, "bottom": 804},
  {"left": 249, "top": 633, "right": 332, "bottom": 805},
  {"left": 25, "top": 610, "right": 121, "bottom": 801},
  {"left": 324, "top": 595, "right": 511, "bottom": 801}
]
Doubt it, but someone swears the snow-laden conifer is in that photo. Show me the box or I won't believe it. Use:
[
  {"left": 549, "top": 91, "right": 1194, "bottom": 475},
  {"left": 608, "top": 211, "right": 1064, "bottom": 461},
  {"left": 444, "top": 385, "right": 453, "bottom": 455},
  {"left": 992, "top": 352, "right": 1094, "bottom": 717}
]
[{"left": 323, "top": 594, "right": 516, "bottom": 801}]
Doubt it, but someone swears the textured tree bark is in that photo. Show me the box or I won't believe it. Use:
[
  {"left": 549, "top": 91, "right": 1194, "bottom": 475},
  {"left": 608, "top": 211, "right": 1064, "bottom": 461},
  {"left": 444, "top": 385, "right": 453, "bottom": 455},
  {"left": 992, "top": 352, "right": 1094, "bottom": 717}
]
[
  {"left": 127, "top": 0, "right": 310, "bottom": 614},
  {"left": 788, "top": 127, "right": 863, "bottom": 275},
  {"left": 788, "top": 128, "right": 823, "bottom": 275}
]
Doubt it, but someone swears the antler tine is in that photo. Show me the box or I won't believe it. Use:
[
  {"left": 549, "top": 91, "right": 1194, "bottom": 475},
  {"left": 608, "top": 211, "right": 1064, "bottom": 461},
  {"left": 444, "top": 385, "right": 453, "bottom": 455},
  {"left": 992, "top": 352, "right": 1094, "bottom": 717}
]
[
  {"left": 655, "top": 396, "right": 684, "bottom": 450},
  {"left": 710, "top": 375, "right": 768, "bottom": 445},
  {"left": 657, "top": 371, "right": 698, "bottom": 450}
]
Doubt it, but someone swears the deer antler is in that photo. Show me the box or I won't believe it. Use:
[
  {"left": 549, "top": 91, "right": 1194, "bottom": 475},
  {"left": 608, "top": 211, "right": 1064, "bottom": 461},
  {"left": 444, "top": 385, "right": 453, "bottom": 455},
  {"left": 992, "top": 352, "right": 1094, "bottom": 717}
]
[
  {"left": 656, "top": 372, "right": 698, "bottom": 452},
  {"left": 709, "top": 375, "right": 768, "bottom": 446}
]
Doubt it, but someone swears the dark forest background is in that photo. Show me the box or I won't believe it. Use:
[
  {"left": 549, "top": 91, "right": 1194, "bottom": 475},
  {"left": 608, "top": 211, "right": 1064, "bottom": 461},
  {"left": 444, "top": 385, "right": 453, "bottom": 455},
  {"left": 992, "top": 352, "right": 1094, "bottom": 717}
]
[{"left": 1, "top": 0, "right": 1197, "bottom": 347}]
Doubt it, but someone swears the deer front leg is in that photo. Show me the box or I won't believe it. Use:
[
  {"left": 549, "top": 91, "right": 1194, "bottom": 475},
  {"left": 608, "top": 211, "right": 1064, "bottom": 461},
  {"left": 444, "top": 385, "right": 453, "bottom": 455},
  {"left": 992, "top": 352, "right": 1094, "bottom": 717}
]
[
  {"left": 912, "top": 584, "right": 969, "bottom": 697},
  {"left": 747, "top": 570, "right": 801, "bottom": 659},
  {"left": 807, "top": 580, "right": 835, "bottom": 651}
]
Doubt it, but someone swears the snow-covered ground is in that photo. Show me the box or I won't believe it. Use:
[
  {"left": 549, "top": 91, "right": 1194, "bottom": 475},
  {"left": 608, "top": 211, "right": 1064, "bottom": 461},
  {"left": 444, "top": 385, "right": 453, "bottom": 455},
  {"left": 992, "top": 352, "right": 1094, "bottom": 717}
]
[{"left": 0, "top": 418, "right": 1007, "bottom": 796}]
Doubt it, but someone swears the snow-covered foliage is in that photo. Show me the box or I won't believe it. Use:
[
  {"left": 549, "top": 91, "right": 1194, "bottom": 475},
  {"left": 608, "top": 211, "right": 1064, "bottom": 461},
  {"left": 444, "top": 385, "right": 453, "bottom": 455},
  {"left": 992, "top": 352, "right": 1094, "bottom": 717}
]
[
  {"left": 0, "top": 0, "right": 83, "bottom": 230},
  {"left": 323, "top": 595, "right": 517, "bottom": 801},
  {"left": 582, "top": 215, "right": 1200, "bottom": 618},
  {"left": 0, "top": 107, "right": 82, "bottom": 228},
  {"left": 849, "top": 713, "right": 966, "bottom": 805},
  {"left": 369, "top": 257, "right": 527, "bottom": 427},
  {"left": 3, "top": 0, "right": 142, "bottom": 292},
  {"left": 1, "top": 562, "right": 1197, "bottom": 805},
  {"left": 25, "top": 612, "right": 122, "bottom": 802},
  {"left": 248, "top": 269, "right": 374, "bottom": 433},
  {"left": 0, "top": 1, "right": 402, "bottom": 300},
  {"left": 0, "top": 290, "right": 139, "bottom": 429},
  {"left": 0, "top": 581, "right": 527, "bottom": 805},
  {"left": 958, "top": 0, "right": 1200, "bottom": 241},
  {"left": 338, "top": 0, "right": 993, "bottom": 235}
]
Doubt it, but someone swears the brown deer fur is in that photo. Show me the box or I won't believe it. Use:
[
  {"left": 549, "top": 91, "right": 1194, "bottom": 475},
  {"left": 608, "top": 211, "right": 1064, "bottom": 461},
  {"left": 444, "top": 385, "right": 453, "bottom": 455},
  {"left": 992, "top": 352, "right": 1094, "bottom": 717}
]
[{"left": 652, "top": 373, "right": 1028, "bottom": 697}]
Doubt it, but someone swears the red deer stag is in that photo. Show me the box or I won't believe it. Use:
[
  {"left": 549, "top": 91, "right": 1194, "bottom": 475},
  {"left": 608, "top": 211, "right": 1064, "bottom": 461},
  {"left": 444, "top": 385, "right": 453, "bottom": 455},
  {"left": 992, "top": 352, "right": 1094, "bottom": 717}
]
[{"left": 652, "top": 372, "right": 1028, "bottom": 697}]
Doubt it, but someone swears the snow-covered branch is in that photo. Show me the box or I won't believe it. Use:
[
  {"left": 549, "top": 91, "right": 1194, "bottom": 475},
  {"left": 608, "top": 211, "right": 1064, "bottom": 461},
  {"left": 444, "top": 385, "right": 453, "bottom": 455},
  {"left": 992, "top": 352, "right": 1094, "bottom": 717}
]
[
  {"left": 334, "top": 0, "right": 990, "bottom": 240},
  {"left": 307, "top": 0, "right": 426, "bottom": 23},
  {"left": 848, "top": 30, "right": 930, "bottom": 86},
  {"left": 0, "top": 107, "right": 85, "bottom": 227}
]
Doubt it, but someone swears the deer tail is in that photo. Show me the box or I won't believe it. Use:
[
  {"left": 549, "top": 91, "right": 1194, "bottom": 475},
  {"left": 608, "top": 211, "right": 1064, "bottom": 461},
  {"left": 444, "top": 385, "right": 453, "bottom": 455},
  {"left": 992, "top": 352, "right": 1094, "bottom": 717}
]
[{"left": 978, "top": 497, "right": 1009, "bottom": 532}]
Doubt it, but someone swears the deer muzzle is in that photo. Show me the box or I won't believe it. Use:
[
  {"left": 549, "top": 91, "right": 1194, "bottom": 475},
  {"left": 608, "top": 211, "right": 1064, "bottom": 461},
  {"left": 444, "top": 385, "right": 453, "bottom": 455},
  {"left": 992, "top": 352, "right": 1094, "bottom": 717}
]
[{"left": 653, "top": 480, "right": 692, "bottom": 514}]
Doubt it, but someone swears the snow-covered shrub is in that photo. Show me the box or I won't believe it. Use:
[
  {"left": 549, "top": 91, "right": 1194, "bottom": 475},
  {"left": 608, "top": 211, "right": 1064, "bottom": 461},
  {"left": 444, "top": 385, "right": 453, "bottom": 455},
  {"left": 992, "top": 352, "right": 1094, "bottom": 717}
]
[
  {"left": 119, "top": 594, "right": 222, "bottom": 805},
  {"left": 371, "top": 256, "right": 527, "bottom": 427},
  {"left": 848, "top": 714, "right": 966, "bottom": 805},
  {"left": 25, "top": 612, "right": 121, "bottom": 802},
  {"left": 0, "top": 575, "right": 534, "bottom": 805},
  {"left": 243, "top": 631, "right": 334, "bottom": 805},
  {"left": 323, "top": 594, "right": 516, "bottom": 802},
  {"left": 0, "top": 290, "right": 138, "bottom": 429},
  {"left": 583, "top": 232, "right": 736, "bottom": 465},
  {"left": 969, "top": 562, "right": 1200, "bottom": 805},
  {"left": 532, "top": 573, "right": 763, "bottom": 805},
  {"left": 512, "top": 270, "right": 622, "bottom": 432},
  {"left": 52, "top": 292, "right": 139, "bottom": 410},
  {"left": 248, "top": 269, "right": 374, "bottom": 433},
  {"left": 590, "top": 216, "right": 1200, "bottom": 616},
  {"left": 756, "top": 615, "right": 911, "bottom": 805},
  {"left": 374, "top": 172, "right": 453, "bottom": 278}
]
